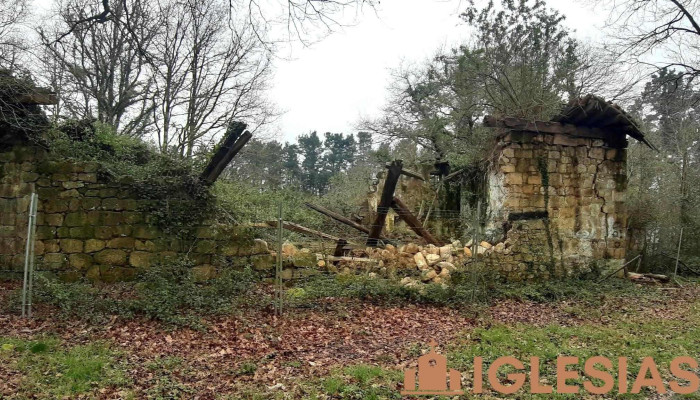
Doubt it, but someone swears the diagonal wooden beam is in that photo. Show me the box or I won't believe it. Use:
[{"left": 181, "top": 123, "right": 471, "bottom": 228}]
[
  {"left": 200, "top": 122, "right": 252, "bottom": 185},
  {"left": 262, "top": 220, "right": 352, "bottom": 244},
  {"left": 385, "top": 163, "right": 425, "bottom": 181},
  {"left": 391, "top": 196, "right": 443, "bottom": 246},
  {"left": 367, "top": 160, "right": 403, "bottom": 247}
]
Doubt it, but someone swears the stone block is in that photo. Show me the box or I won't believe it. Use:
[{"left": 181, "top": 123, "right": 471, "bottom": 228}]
[
  {"left": 527, "top": 174, "right": 542, "bottom": 185},
  {"left": 552, "top": 134, "right": 580, "bottom": 147},
  {"left": 94, "top": 227, "right": 113, "bottom": 239},
  {"left": 500, "top": 164, "right": 516, "bottom": 173},
  {"left": 56, "top": 227, "right": 70, "bottom": 238},
  {"left": 62, "top": 181, "right": 84, "bottom": 189},
  {"left": 42, "top": 253, "right": 67, "bottom": 269},
  {"left": 122, "top": 212, "right": 143, "bottom": 224},
  {"left": 94, "top": 249, "right": 127, "bottom": 265},
  {"left": 253, "top": 239, "right": 269, "bottom": 254},
  {"left": 59, "top": 239, "right": 83, "bottom": 253},
  {"left": 0, "top": 212, "right": 15, "bottom": 225},
  {"left": 252, "top": 254, "right": 275, "bottom": 270},
  {"left": 589, "top": 148, "right": 605, "bottom": 160},
  {"left": 77, "top": 173, "right": 98, "bottom": 183},
  {"left": 43, "top": 199, "right": 69, "bottom": 213},
  {"left": 21, "top": 172, "right": 39, "bottom": 182},
  {"left": 101, "top": 198, "right": 121, "bottom": 210},
  {"left": 69, "top": 253, "right": 93, "bottom": 270},
  {"left": 504, "top": 173, "right": 523, "bottom": 185},
  {"left": 84, "top": 239, "right": 106, "bottom": 253},
  {"left": 99, "top": 189, "right": 119, "bottom": 198},
  {"left": 43, "top": 240, "right": 60, "bottom": 253},
  {"left": 101, "top": 212, "right": 123, "bottom": 225},
  {"left": 44, "top": 213, "right": 64, "bottom": 226},
  {"left": 64, "top": 212, "right": 89, "bottom": 227},
  {"left": 69, "top": 226, "right": 95, "bottom": 239},
  {"left": 80, "top": 198, "right": 101, "bottom": 210},
  {"left": 108, "top": 237, "right": 135, "bottom": 249},
  {"left": 135, "top": 240, "right": 156, "bottom": 252},
  {"left": 59, "top": 189, "right": 80, "bottom": 198},
  {"left": 129, "top": 251, "right": 153, "bottom": 268},
  {"left": 120, "top": 199, "right": 138, "bottom": 211},
  {"left": 0, "top": 238, "right": 17, "bottom": 254},
  {"left": 133, "top": 225, "right": 160, "bottom": 239}
]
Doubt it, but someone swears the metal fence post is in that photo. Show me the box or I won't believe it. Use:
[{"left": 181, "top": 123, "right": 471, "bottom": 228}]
[
  {"left": 673, "top": 227, "right": 684, "bottom": 282},
  {"left": 471, "top": 199, "right": 481, "bottom": 302},
  {"left": 276, "top": 203, "right": 283, "bottom": 316},
  {"left": 21, "top": 192, "right": 38, "bottom": 318}
]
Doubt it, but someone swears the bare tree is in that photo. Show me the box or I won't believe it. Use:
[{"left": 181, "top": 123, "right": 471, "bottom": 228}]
[
  {"left": 146, "top": 0, "right": 273, "bottom": 156},
  {"left": 50, "top": 0, "right": 375, "bottom": 47},
  {"left": 595, "top": 0, "right": 700, "bottom": 82},
  {"left": 0, "top": 0, "right": 29, "bottom": 69},
  {"left": 40, "top": 0, "right": 159, "bottom": 137}
]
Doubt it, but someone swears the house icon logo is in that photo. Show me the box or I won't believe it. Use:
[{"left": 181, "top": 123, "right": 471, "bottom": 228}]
[{"left": 402, "top": 340, "right": 463, "bottom": 396}]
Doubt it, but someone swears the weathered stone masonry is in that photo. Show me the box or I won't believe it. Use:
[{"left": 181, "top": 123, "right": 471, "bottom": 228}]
[
  {"left": 481, "top": 96, "right": 653, "bottom": 281},
  {"left": 0, "top": 144, "right": 273, "bottom": 281},
  {"left": 484, "top": 133, "right": 628, "bottom": 280}
]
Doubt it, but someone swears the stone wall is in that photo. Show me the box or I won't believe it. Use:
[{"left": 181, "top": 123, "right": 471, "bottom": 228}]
[
  {"left": 484, "top": 132, "right": 628, "bottom": 280},
  {"left": 0, "top": 144, "right": 274, "bottom": 281}
]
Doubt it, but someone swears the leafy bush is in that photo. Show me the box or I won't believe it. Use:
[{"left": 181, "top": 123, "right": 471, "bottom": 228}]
[
  {"left": 286, "top": 269, "right": 648, "bottom": 309},
  {"left": 131, "top": 259, "right": 257, "bottom": 326},
  {"left": 47, "top": 119, "right": 216, "bottom": 234},
  {"left": 33, "top": 274, "right": 123, "bottom": 322},
  {"left": 32, "top": 259, "right": 259, "bottom": 328}
]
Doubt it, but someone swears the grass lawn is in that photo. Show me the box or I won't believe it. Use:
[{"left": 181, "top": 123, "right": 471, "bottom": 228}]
[{"left": 0, "top": 277, "right": 698, "bottom": 399}]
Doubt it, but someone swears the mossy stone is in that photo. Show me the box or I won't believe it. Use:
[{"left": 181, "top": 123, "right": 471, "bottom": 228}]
[
  {"left": 128, "top": 251, "right": 153, "bottom": 268},
  {"left": 94, "top": 249, "right": 127, "bottom": 265},
  {"left": 69, "top": 253, "right": 93, "bottom": 270},
  {"left": 59, "top": 239, "right": 83, "bottom": 253},
  {"left": 84, "top": 239, "right": 106, "bottom": 253}
]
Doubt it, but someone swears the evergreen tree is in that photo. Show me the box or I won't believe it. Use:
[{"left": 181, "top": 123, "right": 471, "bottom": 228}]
[{"left": 298, "top": 131, "right": 324, "bottom": 194}]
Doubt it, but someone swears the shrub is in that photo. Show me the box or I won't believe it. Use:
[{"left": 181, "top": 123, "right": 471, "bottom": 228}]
[{"left": 31, "top": 259, "right": 259, "bottom": 328}]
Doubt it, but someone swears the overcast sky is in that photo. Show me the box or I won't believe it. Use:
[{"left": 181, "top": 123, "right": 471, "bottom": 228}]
[{"left": 270, "top": 0, "right": 602, "bottom": 142}]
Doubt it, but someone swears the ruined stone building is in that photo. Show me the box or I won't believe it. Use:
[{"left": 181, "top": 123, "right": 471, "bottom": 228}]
[{"left": 481, "top": 95, "right": 653, "bottom": 280}]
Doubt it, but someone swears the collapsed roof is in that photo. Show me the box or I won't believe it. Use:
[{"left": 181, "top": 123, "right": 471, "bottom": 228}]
[
  {"left": 552, "top": 95, "right": 655, "bottom": 150},
  {"left": 484, "top": 95, "right": 656, "bottom": 150}
]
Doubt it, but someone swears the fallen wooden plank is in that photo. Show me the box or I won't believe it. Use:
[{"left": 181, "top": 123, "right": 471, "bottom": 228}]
[
  {"left": 305, "top": 203, "right": 381, "bottom": 237},
  {"left": 325, "top": 255, "right": 378, "bottom": 263},
  {"left": 391, "top": 196, "right": 442, "bottom": 246},
  {"left": 628, "top": 272, "right": 670, "bottom": 283},
  {"left": 368, "top": 160, "right": 403, "bottom": 247},
  {"left": 385, "top": 163, "right": 425, "bottom": 181},
  {"left": 262, "top": 220, "right": 350, "bottom": 243}
]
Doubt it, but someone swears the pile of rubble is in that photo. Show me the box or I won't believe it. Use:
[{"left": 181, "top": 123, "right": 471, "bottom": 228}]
[{"left": 313, "top": 240, "right": 499, "bottom": 285}]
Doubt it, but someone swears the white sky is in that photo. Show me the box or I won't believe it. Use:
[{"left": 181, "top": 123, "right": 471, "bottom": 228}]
[{"left": 269, "top": 0, "right": 602, "bottom": 142}]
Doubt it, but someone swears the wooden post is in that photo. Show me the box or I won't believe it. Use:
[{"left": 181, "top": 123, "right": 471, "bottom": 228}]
[
  {"left": 367, "top": 160, "right": 403, "bottom": 247},
  {"left": 200, "top": 122, "right": 252, "bottom": 185},
  {"left": 332, "top": 239, "right": 348, "bottom": 265},
  {"left": 391, "top": 197, "right": 442, "bottom": 246}
]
